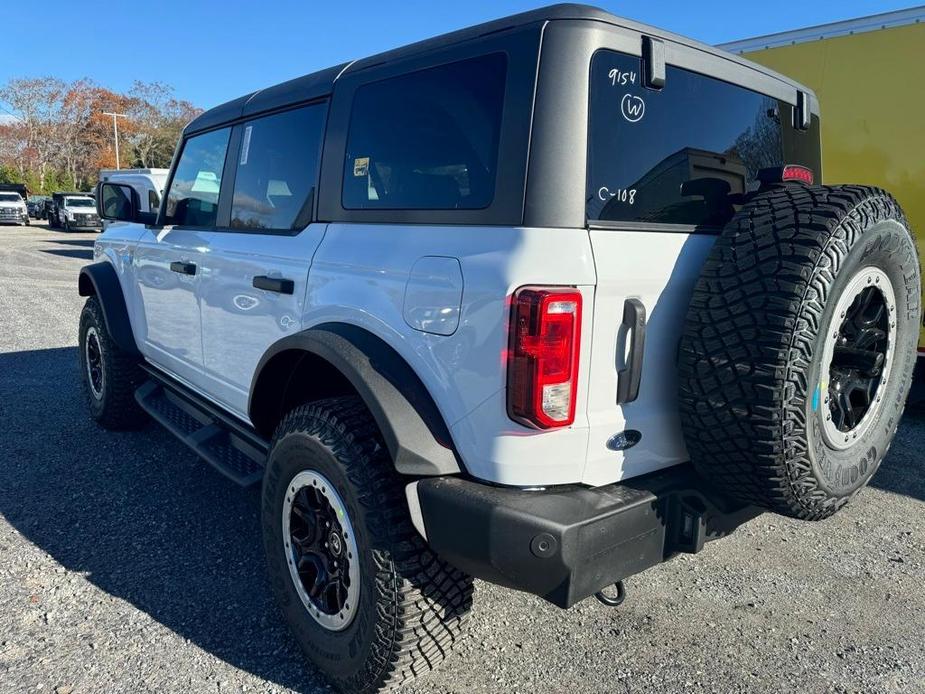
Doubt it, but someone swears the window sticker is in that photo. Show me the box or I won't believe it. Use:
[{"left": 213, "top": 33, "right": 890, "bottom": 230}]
[
  {"left": 240, "top": 125, "right": 253, "bottom": 166},
  {"left": 353, "top": 156, "right": 369, "bottom": 177}
]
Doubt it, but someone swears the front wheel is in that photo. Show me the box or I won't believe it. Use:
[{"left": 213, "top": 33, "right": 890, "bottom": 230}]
[
  {"left": 262, "top": 397, "right": 472, "bottom": 693},
  {"left": 78, "top": 296, "right": 147, "bottom": 430}
]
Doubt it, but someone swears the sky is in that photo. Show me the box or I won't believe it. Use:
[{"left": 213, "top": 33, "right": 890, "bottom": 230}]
[{"left": 1, "top": 0, "right": 918, "bottom": 113}]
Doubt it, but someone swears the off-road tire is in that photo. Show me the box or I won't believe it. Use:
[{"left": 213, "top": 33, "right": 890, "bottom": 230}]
[
  {"left": 678, "top": 185, "right": 921, "bottom": 520},
  {"left": 262, "top": 396, "right": 473, "bottom": 693},
  {"left": 78, "top": 295, "right": 147, "bottom": 430}
]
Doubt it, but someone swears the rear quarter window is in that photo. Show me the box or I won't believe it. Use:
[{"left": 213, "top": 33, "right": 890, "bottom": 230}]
[
  {"left": 342, "top": 52, "right": 507, "bottom": 211},
  {"left": 587, "top": 50, "right": 818, "bottom": 228}
]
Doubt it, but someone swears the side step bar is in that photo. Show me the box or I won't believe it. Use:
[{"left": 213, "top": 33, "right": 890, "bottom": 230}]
[{"left": 135, "top": 367, "right": 269, "bottom": 487}]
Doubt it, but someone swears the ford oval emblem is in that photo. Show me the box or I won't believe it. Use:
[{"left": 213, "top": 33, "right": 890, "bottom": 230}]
[{"left": 607, "top": 430, "right": 642, "bottom": 451}]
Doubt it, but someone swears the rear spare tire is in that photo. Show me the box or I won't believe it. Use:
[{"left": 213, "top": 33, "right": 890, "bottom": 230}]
[{"left": 678, "top": 185, "right": 921, "bottom": 520}]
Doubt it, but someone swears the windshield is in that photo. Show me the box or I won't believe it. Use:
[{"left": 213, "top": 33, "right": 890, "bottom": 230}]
[
  {"left": 66, "top": 197, "right": 94, "bottom": 207},
  {"left": 0, "top": 193, "right": 23, "bottom": 203}
]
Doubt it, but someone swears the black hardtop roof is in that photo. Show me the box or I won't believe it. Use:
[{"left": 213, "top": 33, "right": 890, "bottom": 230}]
[{"left": 185, "top": 3, "right": 813, "bottom": 135}]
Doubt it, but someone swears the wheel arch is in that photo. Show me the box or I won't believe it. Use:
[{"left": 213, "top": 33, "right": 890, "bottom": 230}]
[
  {"left": 249, "top": 323, "right": 463, "bottom": 477},
  {"left": 78, "top": 261, "right": 140, "bottom": 357}
]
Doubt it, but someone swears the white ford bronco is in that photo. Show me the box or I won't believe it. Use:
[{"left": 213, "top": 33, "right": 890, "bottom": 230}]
[{"left": 79, "top": 5, "right": 921, "bottom": 692}]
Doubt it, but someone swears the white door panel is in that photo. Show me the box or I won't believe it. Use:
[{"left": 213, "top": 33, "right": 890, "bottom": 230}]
[
  {"left": 132, "top": 226, "right": 205, "bottom": 386},
  {"left": 584, "top": 230, "right": 716, "bottom": 486},
  {"left": 197, "top": 225, "right": 325, "bottom": 418}
]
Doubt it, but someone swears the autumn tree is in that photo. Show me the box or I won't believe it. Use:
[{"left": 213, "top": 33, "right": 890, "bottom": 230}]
[
  {"left": 0, "top": 76, "right": 201, "bottom": 194},
  {"left": 126, "top": 81, "right": 200, "bottom": 168},
  {"left": 0, "top": 77, "right": 65, "bottom": 191}
]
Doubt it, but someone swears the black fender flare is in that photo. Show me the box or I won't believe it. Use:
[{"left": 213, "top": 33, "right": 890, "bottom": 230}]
[
  {"left": 249, "top": 324, "right": 462, "bottom": 477},
  {"left": 78, "top": 262, "right": 141, "bottom": 357}
]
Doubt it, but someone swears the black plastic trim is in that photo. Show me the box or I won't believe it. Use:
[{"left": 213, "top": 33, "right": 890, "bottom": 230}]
[
  {"left": 77, "top": 262, "right": 141, "bottom": 357},
  {"left": 249, "top": 324, "right": 461, "bottom": 476},
  {"left": 252, "top": 275, "right": 294, "bottom": 294},
  {"left": 616, "top": 298, "right": 646, "bottom": 403},
  {"left": 136, "top": 366, "right": 268, "bottom": 487},
  {"left": 418, "top": 463, "right": 760, "bottom": 608},
  {"left": 642, "top": 35, "right": 665, "bottom": 89}
]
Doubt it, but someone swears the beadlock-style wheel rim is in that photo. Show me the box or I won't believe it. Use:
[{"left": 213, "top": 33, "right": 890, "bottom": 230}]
[
  {"left": 819, "top": 267, "right": 896, "bottom": 450},
  {"left": 85, "top": 326, "right": 104, "bottom": 399},
  {"left": 282, "top": 470, "right": 360, "bottom": 631}
]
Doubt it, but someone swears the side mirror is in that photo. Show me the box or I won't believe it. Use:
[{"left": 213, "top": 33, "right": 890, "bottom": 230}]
[{"left": 97, "top": 182, "right": 138, "bottom": 222}]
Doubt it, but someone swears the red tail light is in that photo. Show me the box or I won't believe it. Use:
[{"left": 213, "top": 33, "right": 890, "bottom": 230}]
[
  {"left": 782, "top": 165, "right": 814, "bottom": 184},
  {"left": 507, "top": 287, "right": 582, "bottom": 429},
  {"left": 757, "top": 165, "right": 814, "bottom": 186}
]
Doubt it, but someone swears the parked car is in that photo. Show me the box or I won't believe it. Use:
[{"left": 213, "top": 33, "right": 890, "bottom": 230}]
[
  {"left": 79, "top": 4, "right": 921, "bottom": 692},
  {"left": 48, "top": 191, "right": 101, "bottom": 231},
  {"left": 27, "top": 198, "right": 46, "bottom": 218},
  {"left": 0, "top": 191, "right": 29, "bottom": 225}
]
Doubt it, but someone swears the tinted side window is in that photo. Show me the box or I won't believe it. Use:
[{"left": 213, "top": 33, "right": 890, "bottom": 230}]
[
  {"left": 165, "top": 127, "right": 230, "bottom": 227},
  {"left": 343, "top": 53, "right": 507, "bottom": 211},
  {"left": 587, "top": 50, "right": 812, "bottom": 227},
  {"left": 231, "top": 103, "right": 326, "bottom": 231},
  {"left": 148, "top": 189, "right": 160, "bottom": 213}
]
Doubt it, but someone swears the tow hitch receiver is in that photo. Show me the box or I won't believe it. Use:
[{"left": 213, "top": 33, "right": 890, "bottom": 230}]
[{"left": 417, "top": 464, "right": 761, "bottom": 608}]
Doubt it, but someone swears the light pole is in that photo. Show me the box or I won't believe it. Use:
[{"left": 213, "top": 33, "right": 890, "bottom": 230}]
[{"left": 102, "top": 112, "right": 127, "bottom": 169}]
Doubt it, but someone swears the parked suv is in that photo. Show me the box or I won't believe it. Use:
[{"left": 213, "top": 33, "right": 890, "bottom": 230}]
[
  {"left": 48, "top": 191, "right": 101, "bottom": 231},
  {"left": 79, "top": 5, "right": 921, "bottom": 692}
]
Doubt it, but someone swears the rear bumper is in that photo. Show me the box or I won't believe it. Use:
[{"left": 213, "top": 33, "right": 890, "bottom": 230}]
[{"left": 416, "top": 464, "right": 760, "bottom": 608}]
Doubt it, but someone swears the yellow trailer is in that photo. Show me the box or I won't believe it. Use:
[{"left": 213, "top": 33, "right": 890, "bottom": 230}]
[{"left": 721, "top": 7, "right": 925, "bottom": 351}]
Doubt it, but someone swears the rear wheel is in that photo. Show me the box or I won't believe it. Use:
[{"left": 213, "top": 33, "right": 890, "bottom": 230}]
[
  {"left": 678, "top": 185, "right": 921, "bottom": 519},
  {"left": 262, "top": 397, "right": 472, "bottom": 693}
]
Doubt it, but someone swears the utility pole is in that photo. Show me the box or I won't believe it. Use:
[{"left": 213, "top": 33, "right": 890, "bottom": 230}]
[{"left": 102, "top": 112, "right": 127, "bottom": 169}]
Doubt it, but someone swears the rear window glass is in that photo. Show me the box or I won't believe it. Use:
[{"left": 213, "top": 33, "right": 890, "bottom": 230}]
[
  {"left": 587, "top": 50, "right": 815, "bottom": 227},
  {"left": 231, "top": 103, "right": 326, "bottom": 231},
  {"left": 343, "top": 53, "right": 507, "bottom": 211}
]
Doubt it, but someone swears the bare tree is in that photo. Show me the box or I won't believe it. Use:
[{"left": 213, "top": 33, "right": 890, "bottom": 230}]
[{"left": 0, "top": 77, "right": 65, "bottom": 190}]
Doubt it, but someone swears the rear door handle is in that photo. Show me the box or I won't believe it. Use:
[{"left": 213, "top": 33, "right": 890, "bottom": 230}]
[
  {"left": 169, "top": 261, "right": 197, "bottom": 275},
  {"left": 617, "top": 298, "right": 646, "bottom": 404},
  {"left": 253, "top": 275, "right": 294, "bottom": 295}
]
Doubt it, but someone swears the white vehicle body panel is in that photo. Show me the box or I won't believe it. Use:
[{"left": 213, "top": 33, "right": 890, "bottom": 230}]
[
  {"left": 197, "top": 226, "right": 326, "bottom": 417},
  {"left": 305, "top": 223, "right": 598, "bottom": 486},
  {"left": 583, "top": 230, "right": 714, "bottom": 486},
  {"left": 95, "top": 218, "right": 703, "bottom": 487},
  {"left": 132, "top": 227, "right": 205, "bottom": 386}
]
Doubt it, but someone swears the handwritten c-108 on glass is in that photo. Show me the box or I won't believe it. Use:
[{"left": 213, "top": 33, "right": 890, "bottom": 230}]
[{"left": 598, "top": 187, "right": 637, "bottom": 204}]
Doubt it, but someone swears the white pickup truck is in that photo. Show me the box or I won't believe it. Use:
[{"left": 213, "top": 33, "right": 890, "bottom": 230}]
[{"left": 0, "top": 191, "right": 29, "bottom": 226}]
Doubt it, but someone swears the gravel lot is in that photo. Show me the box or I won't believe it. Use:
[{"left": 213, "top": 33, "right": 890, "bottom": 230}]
[{"left": 1, "top": 222, "right": 923, "bottom": 694}]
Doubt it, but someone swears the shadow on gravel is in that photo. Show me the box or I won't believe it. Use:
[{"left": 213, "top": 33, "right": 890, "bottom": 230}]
[
  {"left": 1, "top": 347, "right": 923, "bottom": 694},
  {"left": 43, "top": 239, "right": 96, "bottom": 248},
  {"left": 0, "top": 347, "right": 326, "bottom": 693},
  {"left": 39, "top": 248, "right": 94, "bottom": 260}
]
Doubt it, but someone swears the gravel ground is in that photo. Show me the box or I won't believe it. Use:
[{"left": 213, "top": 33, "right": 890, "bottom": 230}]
[{"left": 1, "top": 222, "right": 923, "bottom": 694}]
